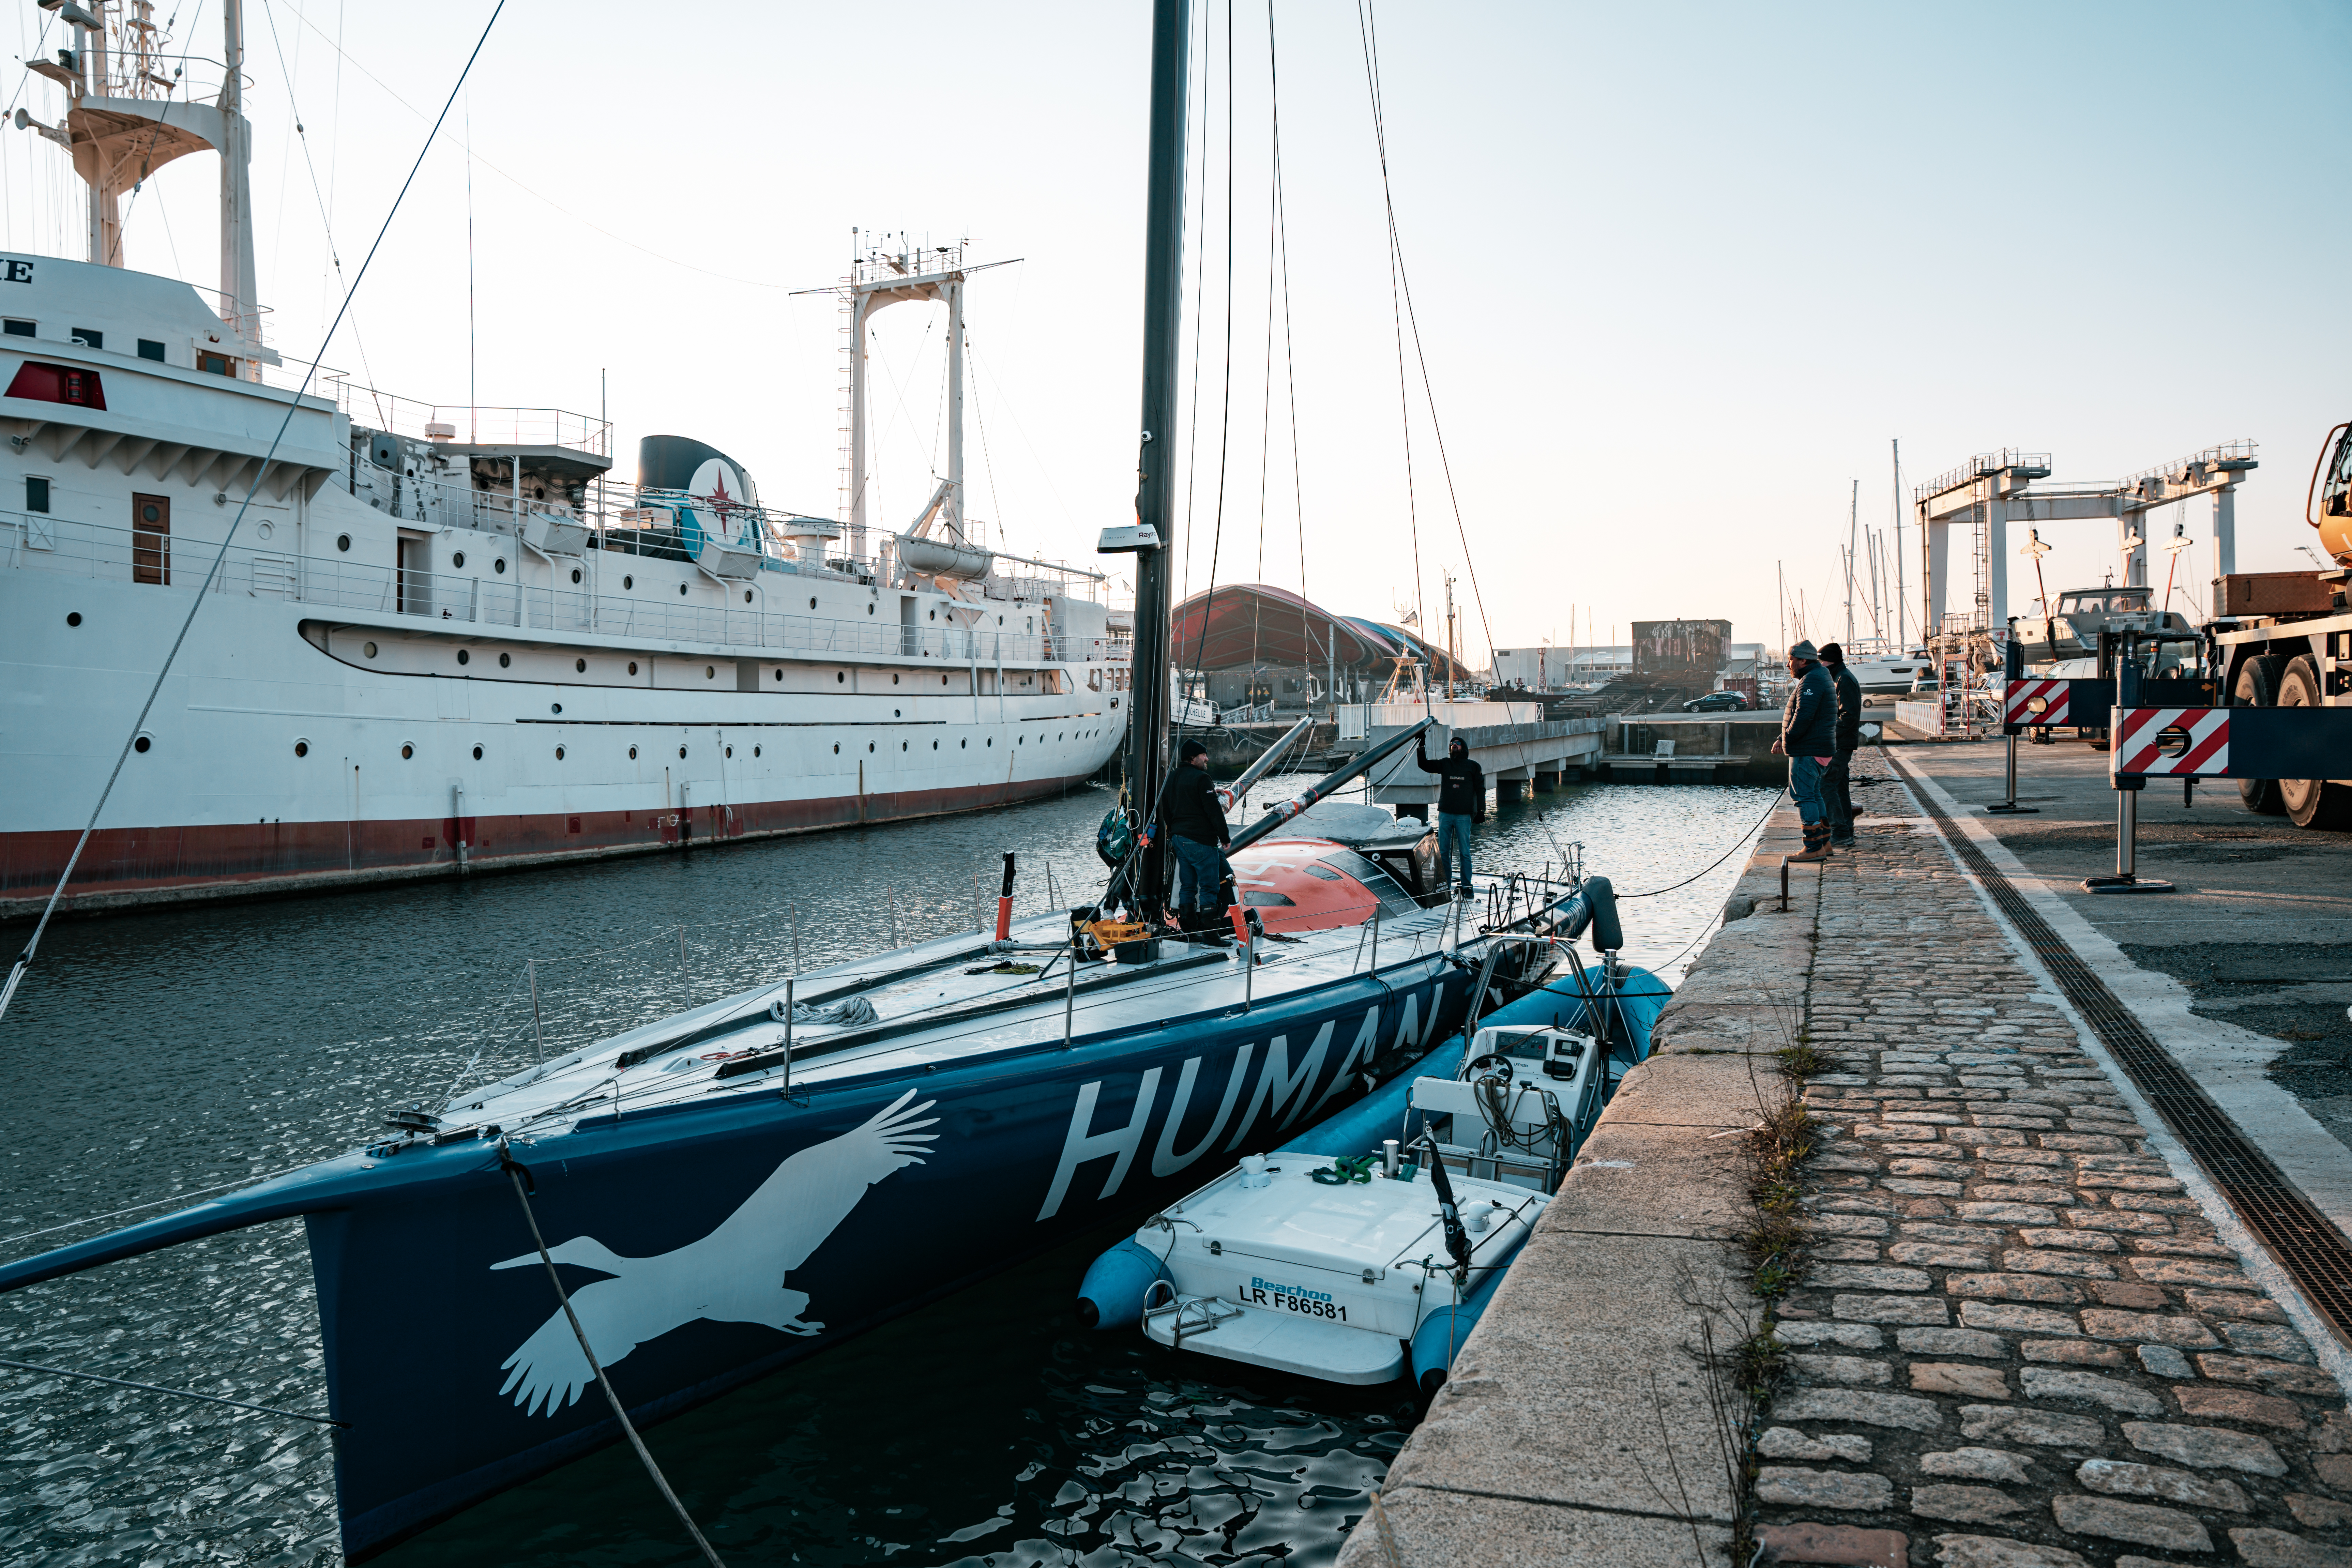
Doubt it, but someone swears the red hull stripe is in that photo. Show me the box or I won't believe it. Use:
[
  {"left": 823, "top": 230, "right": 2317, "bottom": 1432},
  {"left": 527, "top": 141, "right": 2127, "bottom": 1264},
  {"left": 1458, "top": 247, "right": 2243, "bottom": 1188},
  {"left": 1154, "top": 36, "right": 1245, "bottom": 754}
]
[{"left": 0, "top": 772, "right": 1098, "bottom": 916}]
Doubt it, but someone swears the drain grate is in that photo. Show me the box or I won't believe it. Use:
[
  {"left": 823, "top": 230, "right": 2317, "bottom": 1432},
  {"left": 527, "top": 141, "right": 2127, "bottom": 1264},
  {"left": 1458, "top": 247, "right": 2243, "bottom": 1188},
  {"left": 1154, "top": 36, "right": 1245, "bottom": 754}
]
[{"left": 1886, "top": 751, "right": 2352, "bottom": 1344}]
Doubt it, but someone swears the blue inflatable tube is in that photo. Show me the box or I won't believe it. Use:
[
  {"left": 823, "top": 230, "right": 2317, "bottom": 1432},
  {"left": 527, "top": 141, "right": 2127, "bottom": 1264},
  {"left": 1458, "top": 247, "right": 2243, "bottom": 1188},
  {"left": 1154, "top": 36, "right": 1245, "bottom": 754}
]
[
  {"left": 1481, "top": 963, "right": 1666, "bottom": 1066},
  {"left": 1075, "top": 1237, "right": 1175, "bottom": 1330},
  {"left": 1410, "top": 1264, "right": 1506, "bottom": 1396}
]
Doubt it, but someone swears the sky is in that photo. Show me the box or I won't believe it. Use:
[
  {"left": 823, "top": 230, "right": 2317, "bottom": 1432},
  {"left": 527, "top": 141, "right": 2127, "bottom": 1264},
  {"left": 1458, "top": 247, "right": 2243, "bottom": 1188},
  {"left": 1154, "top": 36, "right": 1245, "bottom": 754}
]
[{"left": 2, "top": 0, "right": 2346, "bottom": 664}]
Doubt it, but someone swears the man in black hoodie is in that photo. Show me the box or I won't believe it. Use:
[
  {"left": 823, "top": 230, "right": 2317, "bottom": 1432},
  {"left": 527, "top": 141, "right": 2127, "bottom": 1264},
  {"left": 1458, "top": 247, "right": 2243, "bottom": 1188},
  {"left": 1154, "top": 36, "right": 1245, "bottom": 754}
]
[
  {"left": 1160, "top": 737, "right": 1232, "bottom": 931},
  {"left": 1415, "top": 733, "right": 1487, "bottom": 897}
]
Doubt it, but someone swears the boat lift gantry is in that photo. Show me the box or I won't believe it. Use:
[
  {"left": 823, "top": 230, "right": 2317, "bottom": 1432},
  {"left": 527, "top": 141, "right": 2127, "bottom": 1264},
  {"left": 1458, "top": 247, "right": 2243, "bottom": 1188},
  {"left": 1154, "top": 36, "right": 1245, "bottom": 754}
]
[{"left": 1915, "top": 442, "right": 2259, "bottom": 633}]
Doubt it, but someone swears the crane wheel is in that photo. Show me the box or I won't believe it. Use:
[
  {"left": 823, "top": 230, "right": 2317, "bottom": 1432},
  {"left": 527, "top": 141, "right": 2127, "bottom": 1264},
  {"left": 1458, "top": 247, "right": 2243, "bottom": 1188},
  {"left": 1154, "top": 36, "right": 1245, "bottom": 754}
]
[
  {"left": 2233, "top": 654, "right": 2288, "bottom": 816},
  {"left": 2278, "top": 658, "right": 2352, "bottom": 829}
]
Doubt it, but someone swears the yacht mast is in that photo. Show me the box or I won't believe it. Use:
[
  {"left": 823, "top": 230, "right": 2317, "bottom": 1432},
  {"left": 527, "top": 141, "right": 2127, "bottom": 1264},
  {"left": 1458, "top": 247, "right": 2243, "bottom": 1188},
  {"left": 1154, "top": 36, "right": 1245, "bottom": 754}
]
[{"left": 1118, "top": 0, "right": 1192, "bottom": 919}]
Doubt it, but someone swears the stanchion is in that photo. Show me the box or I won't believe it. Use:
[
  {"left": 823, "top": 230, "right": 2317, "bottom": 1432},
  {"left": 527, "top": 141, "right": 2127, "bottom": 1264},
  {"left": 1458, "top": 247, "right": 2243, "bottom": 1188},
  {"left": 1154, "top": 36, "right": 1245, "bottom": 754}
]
[{"left": 1986, "top": 731, "right": 2039, "bottom": 815}]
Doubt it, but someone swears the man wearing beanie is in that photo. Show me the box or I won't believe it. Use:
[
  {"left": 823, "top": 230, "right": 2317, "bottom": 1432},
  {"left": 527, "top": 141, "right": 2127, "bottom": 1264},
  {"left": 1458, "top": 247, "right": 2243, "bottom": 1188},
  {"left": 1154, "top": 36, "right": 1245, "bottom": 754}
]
[
  {"left": 1771, "top": 640, "right": 1837, "bottom": 862},
  {"left": 1161, "top": 737, "right": 1233, "bottom": 934},
  {"left": 1818, "top": 642, "right": 1862, "bottom": 848},
  {"left": 1415, "top": 730, "right": 1487, "bottom": 897}
]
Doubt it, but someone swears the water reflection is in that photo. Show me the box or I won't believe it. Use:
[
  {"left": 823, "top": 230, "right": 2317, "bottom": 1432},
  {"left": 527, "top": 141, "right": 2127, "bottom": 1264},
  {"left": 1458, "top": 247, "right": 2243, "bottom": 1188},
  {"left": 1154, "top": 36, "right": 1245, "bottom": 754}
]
[{"left": 0, "top": 775, "right": 1773, "bottom": 1564}]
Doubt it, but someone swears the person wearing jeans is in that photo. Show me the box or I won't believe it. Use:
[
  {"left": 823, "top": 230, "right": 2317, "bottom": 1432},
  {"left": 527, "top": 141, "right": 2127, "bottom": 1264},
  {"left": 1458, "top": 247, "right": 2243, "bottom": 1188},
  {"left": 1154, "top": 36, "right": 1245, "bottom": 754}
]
[
  {"left": 1416, "top": 733, "right": 1487, "bottom": 895},
  {"left": 1160, "top": 738, "right": 1232, "bottom": 935},
  {"left": 1771, "top": 640, "right": 1838, "bottom": 863},
  {"left": 1818, "top": 641, "right": 1863, "bottom": 848}
]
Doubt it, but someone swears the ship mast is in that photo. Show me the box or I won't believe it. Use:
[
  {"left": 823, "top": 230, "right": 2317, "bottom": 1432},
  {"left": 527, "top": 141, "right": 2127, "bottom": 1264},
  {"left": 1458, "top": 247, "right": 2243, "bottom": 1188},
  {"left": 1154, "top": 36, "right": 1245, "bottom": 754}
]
[
  {"left": 16, "top": 0, "right": 271, "bottom": 363},
  {"left": 1117, "top": 0, "right": 1192, "bottom": 920}
]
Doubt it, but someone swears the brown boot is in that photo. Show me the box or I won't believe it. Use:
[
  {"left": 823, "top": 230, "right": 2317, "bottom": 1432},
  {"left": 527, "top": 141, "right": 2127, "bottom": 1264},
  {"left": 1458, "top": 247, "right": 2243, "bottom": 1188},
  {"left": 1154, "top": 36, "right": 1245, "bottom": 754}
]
[{"left": 1787, "top": 825, "right": 1832, "bottom": 864}]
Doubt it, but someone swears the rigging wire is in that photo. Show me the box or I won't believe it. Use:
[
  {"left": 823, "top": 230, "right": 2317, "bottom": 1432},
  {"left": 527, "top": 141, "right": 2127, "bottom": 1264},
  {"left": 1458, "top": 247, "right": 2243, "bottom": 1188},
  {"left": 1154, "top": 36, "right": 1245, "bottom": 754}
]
[
  {"left": 1182, "top": 0, "right": 1239, "bottom": 719},
  {"left": 0, "top": 0, "right": 513, "bottom": 1031},
  {"left": 256, "top": 0, "right": 379, "bottom": 393},
  {"left": 1354, "top": 0, "right": 1428, "bottom": 713},
  {"left": 1354, "top": 1, "right": 1499, "bottom": 688},
  {"left": 0, "top": 1355, "right": 348, "bottom": 1428},
  {"left": 1267, "top": 4, "right": 1319, "bottom": 710}
]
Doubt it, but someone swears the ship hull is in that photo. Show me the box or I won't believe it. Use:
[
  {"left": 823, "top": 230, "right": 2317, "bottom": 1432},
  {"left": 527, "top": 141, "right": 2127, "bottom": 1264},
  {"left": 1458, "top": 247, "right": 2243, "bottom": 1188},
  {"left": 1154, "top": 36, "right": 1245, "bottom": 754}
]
[{"left": 1, "top": 563, "right": 1123, "bottom": 918}]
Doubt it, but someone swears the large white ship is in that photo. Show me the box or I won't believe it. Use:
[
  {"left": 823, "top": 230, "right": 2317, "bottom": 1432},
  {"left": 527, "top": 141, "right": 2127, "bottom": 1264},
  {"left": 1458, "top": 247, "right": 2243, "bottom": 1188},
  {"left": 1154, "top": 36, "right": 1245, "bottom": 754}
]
[{"left": 0, "top": 3, "right": 1125, "bottom": 918}]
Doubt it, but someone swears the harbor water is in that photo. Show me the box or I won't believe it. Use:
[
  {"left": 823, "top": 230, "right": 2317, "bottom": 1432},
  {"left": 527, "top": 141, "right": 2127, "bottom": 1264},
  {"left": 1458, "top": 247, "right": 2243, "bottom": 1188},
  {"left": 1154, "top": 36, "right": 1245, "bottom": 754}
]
[{"left": 0, "top": 777, "right": 1774, "bottom": 1566}]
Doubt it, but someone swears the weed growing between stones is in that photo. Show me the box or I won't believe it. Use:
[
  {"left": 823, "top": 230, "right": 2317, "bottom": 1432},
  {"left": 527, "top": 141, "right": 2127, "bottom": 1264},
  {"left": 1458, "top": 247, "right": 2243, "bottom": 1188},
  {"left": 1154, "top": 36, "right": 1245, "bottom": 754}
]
[{"left": 1728, "top": 992, "right": 1824, "bottom": 1563}]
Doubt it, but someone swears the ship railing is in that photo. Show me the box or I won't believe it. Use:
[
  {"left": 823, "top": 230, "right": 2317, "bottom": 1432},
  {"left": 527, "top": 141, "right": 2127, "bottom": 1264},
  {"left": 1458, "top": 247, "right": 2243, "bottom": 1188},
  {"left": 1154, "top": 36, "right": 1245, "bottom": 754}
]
[
  {"left": 0, "top": 512, "right": 1117, "bottom": 665},
  {"left": 329, "top": 377, "right": 614, "bottom": 459}
]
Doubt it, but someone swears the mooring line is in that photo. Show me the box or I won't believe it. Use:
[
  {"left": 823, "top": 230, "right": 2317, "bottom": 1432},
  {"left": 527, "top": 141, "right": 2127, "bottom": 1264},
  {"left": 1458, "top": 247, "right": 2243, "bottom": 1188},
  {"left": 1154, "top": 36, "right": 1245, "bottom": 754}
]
[
  {"left": 499, "top": 1141, "right": 729, "bottom": 1567},
  {"left": 0, "top": 1355, "right": 346, "bottom": 1427},
  {"left": 1885, "top": 747, "right": 2352, "bottom": 1339}
]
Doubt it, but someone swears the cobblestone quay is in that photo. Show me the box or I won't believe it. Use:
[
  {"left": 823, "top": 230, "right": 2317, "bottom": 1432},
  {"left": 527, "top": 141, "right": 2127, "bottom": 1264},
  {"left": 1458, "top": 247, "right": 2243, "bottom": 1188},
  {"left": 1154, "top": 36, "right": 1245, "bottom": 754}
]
[{"left": 1345, "top": 761, "right": 2352, "bottom": 1568}]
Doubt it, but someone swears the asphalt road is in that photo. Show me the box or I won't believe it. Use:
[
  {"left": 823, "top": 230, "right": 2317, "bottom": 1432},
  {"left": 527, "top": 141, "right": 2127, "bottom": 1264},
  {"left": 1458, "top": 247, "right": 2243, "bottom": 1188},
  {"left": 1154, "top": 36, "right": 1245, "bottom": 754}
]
[{"left": 1888, "top": 734, "right": 2352, "bottom": 1235}]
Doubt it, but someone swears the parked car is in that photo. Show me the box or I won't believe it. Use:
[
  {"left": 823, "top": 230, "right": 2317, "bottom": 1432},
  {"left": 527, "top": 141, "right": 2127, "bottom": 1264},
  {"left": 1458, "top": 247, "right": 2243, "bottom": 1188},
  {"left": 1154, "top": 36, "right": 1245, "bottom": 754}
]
[{"left": 1682, "top": 690, "right": 1749, "bottom": 712}]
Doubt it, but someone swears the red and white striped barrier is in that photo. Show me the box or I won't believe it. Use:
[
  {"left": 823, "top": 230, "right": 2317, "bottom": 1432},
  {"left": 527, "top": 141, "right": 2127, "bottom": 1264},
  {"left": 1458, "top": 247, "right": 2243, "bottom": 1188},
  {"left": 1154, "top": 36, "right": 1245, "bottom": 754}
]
[
  {"left": 2114, "top": 707, "right": 2230, "bottom": 776},
  {"left": 2004, "top": 678, "right": 2070, "bottom": 728}
]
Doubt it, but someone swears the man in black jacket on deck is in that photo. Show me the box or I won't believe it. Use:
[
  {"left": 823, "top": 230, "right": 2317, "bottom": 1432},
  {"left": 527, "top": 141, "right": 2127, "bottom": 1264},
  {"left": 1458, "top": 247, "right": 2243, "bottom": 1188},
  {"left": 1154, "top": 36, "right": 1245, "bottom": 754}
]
[
  {"left": 1415, "top": 733, "right": 1487, "bottom": 898},
  {"left": 1160, "top": 737, "right": 1232, "bottom": 934}
]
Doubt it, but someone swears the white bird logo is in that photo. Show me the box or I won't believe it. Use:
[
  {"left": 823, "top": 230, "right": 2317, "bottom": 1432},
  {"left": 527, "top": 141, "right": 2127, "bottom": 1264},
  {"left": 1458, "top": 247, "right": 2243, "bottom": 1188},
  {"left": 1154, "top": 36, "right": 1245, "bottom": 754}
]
[{"left": 491, "top": 1089, "right": 940, "bottom": 1417}]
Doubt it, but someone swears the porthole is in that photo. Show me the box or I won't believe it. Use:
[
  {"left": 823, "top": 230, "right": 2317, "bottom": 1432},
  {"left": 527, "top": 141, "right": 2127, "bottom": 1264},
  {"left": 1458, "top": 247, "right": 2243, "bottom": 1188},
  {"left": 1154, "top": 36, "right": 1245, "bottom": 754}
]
[
  {"left": 679, "top": 746, "right": 687, "bottom": 758},
  {"left": 494, "top": 558, "right": 506, "bottom": 574},
  {"left": 65, "top": 611, "right": 81, "bottom": 626},
  {"left": 573, "top": 658, "right": 587, "bottom": 673},
  {"left": 725, "top": 745, "right": 733, "bottom": 758},
  {"left": 679, "top": 583, "right": 687, "bottom": 596},
  {"left": 754, "top": 745, "right": 762, "bottom": 757},
  {"left": 891, "top": 673, "right": 900, "bottom": 685},
  {"left": 868, "top": 742, "right": 875, "bottom": 752},
  {"left": 134, "top": 734, "right": 151, "bottom": 753},
  {"left": 628, "top": 661, "right": 639, "bottom": 675},
  {"left": 293, "top": 740, "right": 308, "bottom": 757},
  {"left": 894, "top": 709, "right": 901, "bottom": 718},
  {"left": 743, "top": 590, "right": 753, "bottom": 604},
  {"left": 1019, "top": 735, "right": 1023, "bottom": 744},
  {"left": 705, "top": 665, "right": 716, "bottom": 679},
  {"left": 867, "top": 604, "right": 874, "bottom": 615},
  {"left": 836, "top": 671, "right": 845, "bottom": 684},
  {"left": 629, "top": 745, "right": 638, "bottom": 760},
  {"left": 452, "top": 551, "right": 466, "bottom": 568},
  {"left": 458, "top": 649, "right": 471, "bottom": 665},
  {"left": 400, "top": 743, "right": 414, "bottom": 760},
  {"left": 773, "top": 669, "right": 783, "bottom": 682},
  {"left": 624, "top": 575, "right": 634, "bottom": 590},
  {"left": 932, "top": 740, "right": 938, "bottom": 749},
  {"left": 997, "top": 614, "right": 1004, "bottom": 625},
  {"left": 928, "top": 609, "right": 936, "bottom": 621},
  {"left": 987, "top": 737, "right": 992, "bottom": 747},
  {"left": 901, "top": 741, "right": 908, "bottom": 751},
  {"left": 833, "top": 743, "right": 839, "bottom": 754},
  {"left": 473, "top": 745, "right": 484, "bottom": 760},
  {"left": 550, "top": 703, "right": 562, "bottom": 715},
  {"left": 363, "top": 641, "right": 378, "bottom": 658},
  {"left": 555, "top": 745, "right": 566, "bottom": 761},
  {"left": 571, "top": 568, "right": 582, "bottom": 584},
  {"left": 960, "top": 739, "right": 966, "bottom": 748},
  {"left": 336, "top": 533, "right": 351, "bottom": 552},
  {"left": 809, "top": 597, "right": 817, "bottom": 609},
  {"left": 941, "top": 675, "right": 948, "bottom": 686},
  {"left": 499, "top": 652, "right": 512, "bottom": 668}
]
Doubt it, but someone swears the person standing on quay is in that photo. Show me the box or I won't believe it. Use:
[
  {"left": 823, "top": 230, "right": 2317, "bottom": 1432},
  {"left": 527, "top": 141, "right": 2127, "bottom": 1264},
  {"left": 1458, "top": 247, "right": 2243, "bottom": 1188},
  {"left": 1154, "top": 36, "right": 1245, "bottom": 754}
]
[
  {"left": 1819, "top": 641, "right": 1862, "bottom": 849},
  {"left": 1162, "top": 738, "right": 1232, "bottom": 936},
  {"left": 1771, "top": 640, "right": 1837, "bottom": 863},
  {"left": 1415, "top": 732, "right": 1487, "bottom": 897}
]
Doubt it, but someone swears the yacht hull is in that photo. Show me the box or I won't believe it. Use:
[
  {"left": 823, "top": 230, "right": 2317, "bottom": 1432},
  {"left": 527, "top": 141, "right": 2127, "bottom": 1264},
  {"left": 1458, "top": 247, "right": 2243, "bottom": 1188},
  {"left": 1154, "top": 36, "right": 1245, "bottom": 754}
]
[{"left": 0, "top": 953, "right": 1470, "bottom": 1557}]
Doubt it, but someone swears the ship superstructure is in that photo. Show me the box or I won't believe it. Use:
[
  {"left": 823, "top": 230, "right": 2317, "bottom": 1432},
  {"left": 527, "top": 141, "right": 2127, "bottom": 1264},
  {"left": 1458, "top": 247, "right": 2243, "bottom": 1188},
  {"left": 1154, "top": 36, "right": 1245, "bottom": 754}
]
[{"left": 0, "top": 3, "right": 1124, "bottom": 915}]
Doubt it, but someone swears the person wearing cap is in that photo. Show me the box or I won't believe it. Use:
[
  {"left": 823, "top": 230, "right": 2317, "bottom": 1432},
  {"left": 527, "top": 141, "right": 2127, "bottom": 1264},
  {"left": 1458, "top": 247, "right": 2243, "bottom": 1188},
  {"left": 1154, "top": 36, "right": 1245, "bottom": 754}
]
[
  {"left": 1161, "top": 737, "right": 1233, "bottom": 934},
  {"left": 1415, "top": 731, "right": 1487, "bottom": 897},
  {"left": 1818, "top": 641, "right": 1863, "bottom": 848},
  {"left": 1770, "top": 640, "right": 1838, "bottom": 862}
]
